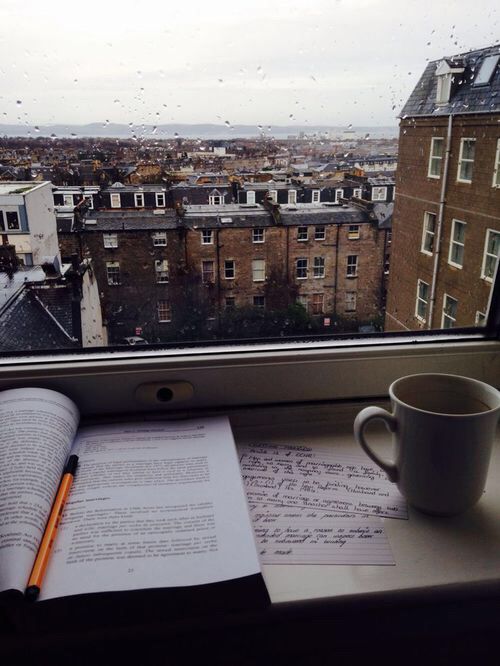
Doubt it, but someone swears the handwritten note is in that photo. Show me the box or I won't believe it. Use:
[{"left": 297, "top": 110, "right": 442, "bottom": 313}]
[
  {"left": 249, "top": 503, "right": 395, "bottom": 565},
  {"left": 239, "top": 443, "right": 407, "bottom": 519}
]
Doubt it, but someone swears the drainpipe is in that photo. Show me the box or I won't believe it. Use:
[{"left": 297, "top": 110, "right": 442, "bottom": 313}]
[{"left": 428, "top": 113, "right": 453, "bottom": 329}]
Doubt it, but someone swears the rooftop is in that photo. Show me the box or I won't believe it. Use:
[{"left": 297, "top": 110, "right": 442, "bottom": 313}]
[{"left": 0, "top": 182, "right": 47, "bottom": 196}]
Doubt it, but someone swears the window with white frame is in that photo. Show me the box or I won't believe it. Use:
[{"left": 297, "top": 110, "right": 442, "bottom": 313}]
[
  {"left": 457, "top": 138, "right": 476, "bottom": 183},
  {"left": 345, "top": 291, "right": 357, "bottom": 312},
  {"left": 268, "top": 190, "right": 277, "bottom": 203},
  {"left": 428, "top": 138, "right": 444, "bottom": 178},
  {"left": 311, "top": 293, "right": 324, "bottom": 315},
  {"left": 155, "top": 192, "right": 166, "bottom": 207},
  {"left": 313, "top": 256, "right": 325, "bottom": 278},
  {"left": 353, "top": 188, "right": 362, "bottom": 199},
  {"left": 252, "top": 259, "right": 265, "bottom": 282},
  {"left": 312, "top": 189, "right": 320, "bottom": 203},
  {"left": 442, "top": 294, "right": 458, "bottom": 329},
  {"left": 155, "top": 259, "right": 169, "bottom": 283},
  {"left": 201, "top": 229, "right": 214, "bottom": 244},
  {"left": 371, "top": 187, "right": 387, "bottom": 201},
  {"left": 297, "top": 226, "right": 308, "bottom": 241},
  {"left": 246, "top": 191, "right": 256, "bottom": 204},
  {"left": 224, "top": 260, "right": 235, "bottom": 279},
  {"left": 481, "top": 229, "right": 500, "bottom": 282},
  {"left": 103, "top": 233, "right": 118, "bottom": 248},
  {"left": 152, "top": 231, "right": 167, "bottom": 246},
  {"left": 252, "top": 228, "right": 265, "bottom": 243},
  {"left": 134, "top": 192, "right": 144, "bottom": 207},
  {"left": 335, "top": 188, "right": 343, "bottom": 203},
  {"left": 106, "top": 261, "right": 121, "bottom": 285},
  {"left": 202, "top": 260, "right": 215, "bottom": 284},
  {"left": 253, "top": 295, "right": 265, "bottom": 309},
  {"left": 296, "top": 257, "right": 308, "bottom": 279},
  {"left": 288, "top": 190, "right": 297, "bottom": 204},
  {"left": 63, "top": 194, "right": 74, "bottom": 206},
  {"left": 157, "top": 300, "right": 171, "bottom": 322},
  {"left": 448, "top": 219, "right": 466, "bottom": 268},
  {"left": 475, "top": 311, "right": 487, "bottom": 326},
  {"left": 421, "top": 212, "right": 436, "bottom": 255},
  {"left": 209, "top": 194, "right": 224, "bottom": 205},
  {"left": 348, "top": 225, "right": 360, "bottom": 240},
  {"left": 315, "top": 226, "right": 325, "bottom": 241},
  {"left": 493, "top": 139, "right": 500, "bottom": 188},
  {"left": 415, "top": 279, "right": 429, "bottom": 322},
  {"left": 346, "top": 255, "right": 358, "bottom": 277},
  {"left": 110, "top": 193, "right": 121, "bottom": 208}
]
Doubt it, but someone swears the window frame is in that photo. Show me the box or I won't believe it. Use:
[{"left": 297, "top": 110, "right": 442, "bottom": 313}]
[
  {"left": 313, "top": 256, "right": 325, "bottom": 279},
  {"left": 252, "top": 259, "right": 266, "bottom": 282},
  {"left": 493, "top": 139, "right": 500, "bottom": 189},
  {"left": 421, "top": 212, "right": 436, "bottom": 255},
  {"left": 347, "top": 225, "right": 360, "bottom": 240},
  {"left": 103, "top": 232, "right": 118, "bottom": 249},
  {"left": 481, "top": 229, "right": 500, "bottom": 283},
  {"left": 371, "top": 187, "right": 387, "bottom": 202},
  {"left": 202, "top": 260, "right": 215, "bottom": 284},
  {"left": 201, "top": 229, "right": 214, "bottom": 245},
  {"left": 448, "top": 219, "right": 466, "bottom": 269},
  {"left": 345, "top": 291, "right": 357, "bottom": 313},
  {"left": 246, "top": 191, "right": 256, "bottom": 205},
  {"left": 157, "top": 300, "right": 172, "bottom": 323},
  {"left": 346, "top": 255, "right": 358, "bottom": 278},
  {"left": 252, "top": 228, "right": 265, "bottom": 244},
  {"left": 311, "top": 293, "right": 324, "bottom": 315},
  {"left": 442, "top": 293, "right": 458, "bottom": 329},
  {"left": 312, "top": 189, "right": 320, "bottom": 204},
  {"left": 152, "top": 231, "right": 167, "bottom": 247},
  {"left": 296, "top": 257, "right": 308, "bottom": 279},
  {"left": 110, "top": 193, "right": 121, "bottom": 208},
  {"left": 224, "top": 260, "right": 235, "bottom": 280},
  {"left": 415, "top": 279, "right": 430, "bottom": 323},
  {"left": 134, "top": 192, "right": 145, "bottom": 208},
  {"left": 106, "top": 261, "right": 121, "bottom": 286},
  {"left": 457, "top": 138, "right": 476, "bottom": 184},
  {"left": 428, "top": 137, "right": 444, "bottom": 179},
  {"left": 288, "top": 190, "right": 297, "bottom": 205},
  {"left": 297, "top": 227, "right": 308, "bottom": 242},
  {"left": 155, "top": 259, "right": 169, "bottom": 284},
  {"left": 314, "top": 226, "right": 326, "bottom": 241},
  {"left": 6, "top": 211, "right": 20, "bottom": 230},
  {"left": 155, "top": 192, "right": 166, "bottom": 208}
]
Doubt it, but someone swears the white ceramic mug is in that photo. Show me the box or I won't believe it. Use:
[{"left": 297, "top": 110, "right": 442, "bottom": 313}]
[{"left": 353, "top": 374, "right": 500, "bottom": 515}]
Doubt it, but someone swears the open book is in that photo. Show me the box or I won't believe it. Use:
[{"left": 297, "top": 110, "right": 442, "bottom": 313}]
[{"left": 0, "top": 387, "right": 267, "bottom": 605}]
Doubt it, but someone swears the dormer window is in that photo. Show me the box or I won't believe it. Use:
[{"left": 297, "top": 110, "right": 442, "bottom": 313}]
[{"left": 435, "top": 59, "right": 465, "bottom": 105}]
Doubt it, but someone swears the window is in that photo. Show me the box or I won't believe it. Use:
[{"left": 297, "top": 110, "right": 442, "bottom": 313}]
[
  {"left": 224, "top": 260, "right": 235, "bottom": 279},
  {"left": 436, "top": 73, "right": 452, "bottom": 104},
  {"left": 0, "top": 211, "right": 4, "bottom": 231},
  {"left": 473, "top": 54, "right": 500, "bottom": 86},
  {"left": 268, "top": 190, "right": 277, "bottom": 203},
  {"left": 103, "top": 233, "right": 118, "bottom": 249},
  {"left": 253, "top": 295, "right": 265, "bottom": 309},
  {"left": 225, "top": 296, "right": 235, "bottom": 310},
  {"left": 448, "top": 219, "right": 466, "bottom": 268},
  {"left": 252, "top": 259, "right": 265, "bottom": 282},
  {"left": 384, "top": 254, "right": 390, "bottom": 275},
  {"left": 457, "top": 139, "right": 475, "bottom": 183},
  {"left": 155, "top": 192, "right": 166, "bottom": 207},
  {"left": 347, "top": 225, "right": 360, "bottom": 240},
  {"left": 313, "top": 257, "right": 325, "bottom": 278},
  {"left": 201, "top": 229, "right": 214, "bottom": 244},
  {"left": 312, "top": 190, "right": 320, "bottom": 203},
  {"left": 481, "top": 229, "right": 500, "bottom": 282},
  {"left": 202, "top": 260, "right": 215, "bottom": 284},
  {"left": 296, "top": 258, "right": 308, "bottom": 279},
  {"left": 110, "top": 193, "right": 121, "bottom": 208},
  {"left": 415, "top": 279, "right": 429, "bottom": 322},
  {"left": 335, "top": 188, "right": 343, "bottom": 203},
  {"left": 371, "top": 187, "right": 387, "bottom": 201},
  {"left": 106, "top": 261, "right": 121, "bottom": 285},
  {"left": 297, "top": 227, "right": 308, "bottom": 241},
  {"left": 152, "top": 231, "right": 167, "bottom": 246},
  {"left": 252, "top": 228, "right": 265, "bottom": 243},
  {"left": 387, "top": 230, "right": 392, "bottom": 244},
  {"left": 6, "top": 212, "right": 20, "bottom": 230},
  {"left": 134, "top": 193, "right": 144, "bottom": 207},
  {"left": 246, "top": 191, "right": 256, "bottom": 204},
  {"left": 475, "top": 311, "right": 487, "bottom": 326},
  {"left": 346, "top": 255, "right": 358, "bottom": 277},
  {"left": 314, "top": 226, "right": 325, "bottom": 241},
  {"left": 493, "top": 139, "right": 500, "bottom": 188},
  {"left": 84, "top": 195, "right": 94, "bottom": 209},
  {"left": 155, "top": 259, "right": 169, "bottom": 283},
  {"left": 345, "top": 291, "right": 357, "bottom": 312},
  {"left": 157, "top": 300, "right": 171, "bottom": 322},
  {"left": 311, "top": 293, "right": 324, "bottom": 315},
  {"left": 353, "top": 188, "right": 362, "bottom": 199},
  {"left": 288, "top": 190, "right": 297, "bottom": 204},
  {"left": 442, "top": 294, "right": 458, "bottom": 329},
  {"left": 428, "top": 138, "right": 444, "bottom": 178},
  {"left": 296, "top": 294, "right": 308, "bottom": 310},
  {"left": 421, "top": 212, "right": 436, "bottom": 255},
  {"left": 63, "top": 194, "right": 74, "bottom": 206},
  {"left": 209, "top": 194, "right": 224, "bottom": 205}
]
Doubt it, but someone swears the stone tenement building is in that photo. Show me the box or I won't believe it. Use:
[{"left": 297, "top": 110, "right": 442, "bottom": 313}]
[
  {"left": 386, "top": 45, "right": 500, "bottom": 331},
  {"left": 57, "top": 201, "right": 391, "bottom": 343}
]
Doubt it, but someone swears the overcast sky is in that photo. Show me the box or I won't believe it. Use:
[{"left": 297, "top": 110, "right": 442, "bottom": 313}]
[{"left": 0, "top": 0, "right": 498, "bottom": 129}]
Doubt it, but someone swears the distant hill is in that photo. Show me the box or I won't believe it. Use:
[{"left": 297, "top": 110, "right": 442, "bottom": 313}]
[{"left": 0, "top": 123, "right": 398, "bottom": 140}]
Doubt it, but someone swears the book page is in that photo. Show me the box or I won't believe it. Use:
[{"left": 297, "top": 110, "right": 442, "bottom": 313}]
[
  {"left": 0, "top": 388, "right": 79, "bottom": 593},
  {"left": 40, "top": 416, "right": 261, "bottom": 600},
  {"left": 249, "top": 504, "right": 394, "bottom": 565},
  {"left": 239, "top": 443, "right": 407, "bottom": 519}
]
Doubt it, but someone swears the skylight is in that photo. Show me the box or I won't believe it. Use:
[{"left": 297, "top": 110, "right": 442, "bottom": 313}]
[{"left": 473, "top": 54, "right": 499, "bottom": 86}]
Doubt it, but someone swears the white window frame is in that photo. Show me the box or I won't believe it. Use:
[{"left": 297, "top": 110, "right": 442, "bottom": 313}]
[
  {"left": 346, "top": 255, "right": 358, "bottom": 278},
  {"left": 224, "top": 260, "right": 235, "bottom": 280},
  {"left": 415, "top": 279, "right": 429, "bottom": 323},
  {"left": 155, "top": 192, "right": 166, "bottom": 207},
  {"left": 493, "top": 139, "right": 500, "bottom": 188},
  {"left": 288, "top": 190, "right": 297, "bottom": 205},
  {"left": 252, "top": 228, "right": 265, "bottom": 243},
  {"left": 152, "top": 231, "right": 167, "bottom": 246},
  {"left": 475, "top": 311, "right": 487, "bottom": 326},
  {"left": 268, "top": 190, "right": 277, "bottom": 203},
  {"left": 202, "top": 260, "right": 215, "bottom": 284},
  {"left": 106, "top": 261, "right": 121, "bottom": 286},
  {"left": 246, "top": 191, "right": 256, "bottom": 205},
  {"left": 421, "top": 212, "right": 436, "bottom": 255},
  {"left": 296, "top": 258, "right": 308, "bottom": 279},
  {"left": 481, "top": 229, "right": 500, "bottom": 283},
  {"left": 347, "top": 225, "right": 360, "bottom": 240},
  {"left": 313, "top": 257, "right": 325, "bottom": 279},
  {"left": 85, "top": 195, "right": 94, "bottom": 210},
  {"left": 371, "top": 187, "right": 387, "bottom": 202},
  {"left": 312, "top": 189, "right": 320, "bottom": 203},
  {"left": 314, "top": 226, "right": 326, "bottom": 241},
  {"left": 157, "top": 300, "right": 171, "bottom": 323},
  {"left": 335, "top": 189, "right": 343, "bottom": 204},
  {"left": 442, "top": 294, "right": 458, "bottom": 329},
  {"left": 110, "top": 193, "right": 121, "bottom": 209},
  {"left": 345, "top": 291, "right": 357, "bottom": 312},
  {"left": 457, "top": 138, "right": 476, "bottom": 184},
  {"left": 252, "top": 259, "right": 265, "bottom": 282},
  {"left": 448, "top": 219, "right": 466, "bottom": 269},
  {"left": 103, "top": 233, "right": 118, "bottom": 249},
  {"left": 209, "top": 194, "right": 224, "bottom": 205},
  {"left": 63, "top": 194, "right": 74, "bottom": 206},
  {"left": 428, "top": 138, "right": 444, "bottom": 179},
  {"left": 155, "top": 259, "right": 169, "bottom": 284},
  {"left": 134, "top": 192, "right": 144, "bottom": 208},
  {"left": 297, "top": 227, "right": 308, "bottom": 242},
  {"left": 201, "top": 229, "right": 214, "bottom": 245}
]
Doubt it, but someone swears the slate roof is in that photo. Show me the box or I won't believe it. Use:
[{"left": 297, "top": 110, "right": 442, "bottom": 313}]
[
  {"left": 400, "top": 44, "right": 500, "bottom": 118},
  {"left": 183, "top": 204, "right": 272, "bottom": 229},
  {"left": 280, "top": 205, "right": 369, "bottom": 227},
  {"left": 77, "top": 210, "right": 178, "bottom": 232}
]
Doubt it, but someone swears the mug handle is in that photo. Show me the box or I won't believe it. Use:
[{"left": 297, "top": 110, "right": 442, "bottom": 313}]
[{"left": 353, "top": 407, "right": 399, "bottom": 482}]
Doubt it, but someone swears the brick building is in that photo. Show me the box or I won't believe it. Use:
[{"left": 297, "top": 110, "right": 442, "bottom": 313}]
[{"left": 386, "top": 45, "right": 500, "bottom": 331}]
